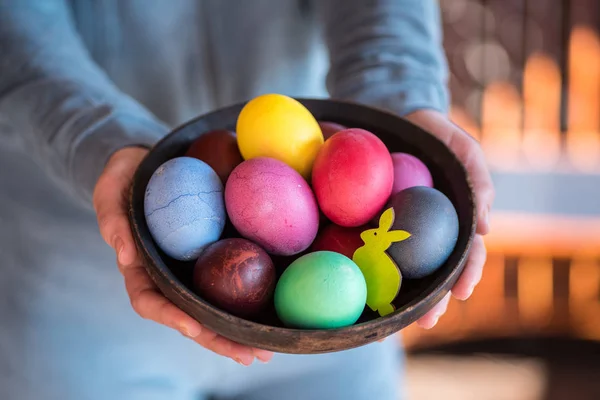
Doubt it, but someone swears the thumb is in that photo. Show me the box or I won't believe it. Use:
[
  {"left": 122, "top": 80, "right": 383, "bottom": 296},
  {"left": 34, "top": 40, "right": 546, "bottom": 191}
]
[{"left": 93, "top": 147, "right": 148, "bottom": 267}]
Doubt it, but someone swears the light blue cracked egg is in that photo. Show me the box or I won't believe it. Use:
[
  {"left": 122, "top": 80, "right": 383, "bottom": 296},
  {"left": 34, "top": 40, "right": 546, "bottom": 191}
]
[{"left": 144, "top": 157, "right": 226, "bottom": 261}]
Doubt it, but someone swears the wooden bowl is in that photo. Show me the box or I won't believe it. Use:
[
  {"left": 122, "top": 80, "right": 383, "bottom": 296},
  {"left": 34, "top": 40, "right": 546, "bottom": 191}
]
[{"left": 129, "top": 99, "right": 476, "bottom": 354}]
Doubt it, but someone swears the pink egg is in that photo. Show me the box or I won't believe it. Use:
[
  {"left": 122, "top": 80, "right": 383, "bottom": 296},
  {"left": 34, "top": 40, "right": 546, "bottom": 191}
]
[
  {"left": 391, "top": 153, "right": 433, "bottom": 195},
  {"left": 225, "top": 157, "right": 319, "bottom": 256}
]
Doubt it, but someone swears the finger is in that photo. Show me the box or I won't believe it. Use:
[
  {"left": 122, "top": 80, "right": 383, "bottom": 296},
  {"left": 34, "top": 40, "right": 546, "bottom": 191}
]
[
  {"left": 123, "top": 264, "right": 271, "bottom": 365},
  {"left": 93, "top": 148, "right": 147, "bottom": 266},
  {"left": 193, "top": 329, "right": 273, "bottom": 365},
  {"left": 404, "top": 112, "right": 495, "bottom": 236},
  {"left": 192, "top": 328, "right": 258, "bottom": 366},
  {"left": 123, "top": 265, "right": 204, "bottom": 337},
  {"left": 446, "top": 130, "right": 495, "bottom": 236},
  {"left": 451, "top": 235, "right": 487, "bottom": 300},
  {"left": 416, "top": 292, "right": 451, "bottom": 330},
  {"left": 95, "top": 197, "right": 137, "bottom": 267},
  {"left": 252, "top": 348, "right": 275, "bottom": 363}
]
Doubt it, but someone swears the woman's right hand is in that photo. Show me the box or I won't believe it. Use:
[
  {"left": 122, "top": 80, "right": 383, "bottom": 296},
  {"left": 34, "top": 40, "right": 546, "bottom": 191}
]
[{"left": 93, "top": 146, "right": 273, "bottom": 366}]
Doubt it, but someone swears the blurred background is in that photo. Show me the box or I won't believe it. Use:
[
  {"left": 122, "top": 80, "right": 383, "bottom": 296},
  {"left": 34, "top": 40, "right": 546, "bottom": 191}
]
[{"left": 401, "top": 0, "right": 600, "bottom": 399}]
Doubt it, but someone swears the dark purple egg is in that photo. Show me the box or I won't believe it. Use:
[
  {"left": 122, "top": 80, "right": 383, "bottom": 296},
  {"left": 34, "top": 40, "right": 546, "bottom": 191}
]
[
  {"left": 387, "top": 186, "right": 459, "bottom": 279},
  {"left": 193, "top": 238, "right": 276, "bottom": 318}
]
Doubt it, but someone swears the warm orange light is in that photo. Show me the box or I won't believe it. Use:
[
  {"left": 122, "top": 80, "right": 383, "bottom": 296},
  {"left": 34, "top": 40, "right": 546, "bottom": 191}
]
[
  {"left": 566, "top": 26, "right": 600, "bottom": 172},
  {"left": 522, "top": 53, "right": 562, "bottom": 170},
  {"left": 517, "top": 256, "right": 554, "bottom": 329},
  {"left": 465, "top": 253, "right": 506, "bottom": 331},
  {"left": 569, "top": 256, "right": 600, "bottom": 340},
  {"left": 480, "top": 82, "right": 522, "bottom": 170},
  {"left": 569, "top": 257, "right": 600, "bottom": 310},
  {"left": 485, "top": 211, "right": 600, "bottom": 258}
]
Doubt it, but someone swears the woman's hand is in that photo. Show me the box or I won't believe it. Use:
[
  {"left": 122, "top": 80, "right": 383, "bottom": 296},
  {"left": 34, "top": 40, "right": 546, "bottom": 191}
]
[
  {"left": 403, "top": 109, "right": 495, "bottom": 329},
  {"left": 93, "top": 146, "right": 273, "bottom": 366}
]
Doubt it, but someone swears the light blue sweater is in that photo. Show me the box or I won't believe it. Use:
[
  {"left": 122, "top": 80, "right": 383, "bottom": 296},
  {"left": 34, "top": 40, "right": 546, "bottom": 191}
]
[
  {"left": 0, "top": 0, "right": 448, "bottom": 205},
  {"left": 0, "top": 1, "right": 448, "bottom": 399}
]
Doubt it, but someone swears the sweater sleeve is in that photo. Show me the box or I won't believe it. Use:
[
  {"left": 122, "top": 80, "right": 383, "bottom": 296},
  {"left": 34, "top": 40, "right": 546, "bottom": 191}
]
[
  {"left": 0, "top": 0, "right": 168, "bottom": 206},
  {"left": 315, "top": 0, "right": 450, "bottom": 116}
]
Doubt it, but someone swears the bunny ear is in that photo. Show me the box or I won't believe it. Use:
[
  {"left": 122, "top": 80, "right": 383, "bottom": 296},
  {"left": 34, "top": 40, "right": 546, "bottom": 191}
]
[
  {"left": 388, "top": 229, "right": 411, "bottom": 243},
  {"left": 378, "top": 207, "right": 396, "bottom": 231}
]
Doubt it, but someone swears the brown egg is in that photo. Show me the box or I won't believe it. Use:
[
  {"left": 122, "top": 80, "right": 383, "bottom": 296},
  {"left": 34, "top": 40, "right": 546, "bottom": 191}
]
[
  {"left": 192, "top": 238, "right": 276, "bottom": 318},
  {"left": 185, "top": 129, "right": 243, "bottom": 184}
]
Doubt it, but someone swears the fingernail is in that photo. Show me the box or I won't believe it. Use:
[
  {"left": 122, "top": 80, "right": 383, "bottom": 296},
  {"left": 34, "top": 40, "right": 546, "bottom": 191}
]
[
  {"left": 428, "top": 316, "right": 440, "bottom": 329},
  {"left": 234, "top": 356, "right": 254, "bottom": 366},
  {"left": 465, "top": 285, "right": 475, "bottom": 299},
  {"left": 253, "top": 349, "right": 273, "bottom": 363},
  {"left": 114, "top": 237, "right": 124, "bottom": 263},
  {"left": 180, "top": 322, "right": 202, "bottom": 338}
]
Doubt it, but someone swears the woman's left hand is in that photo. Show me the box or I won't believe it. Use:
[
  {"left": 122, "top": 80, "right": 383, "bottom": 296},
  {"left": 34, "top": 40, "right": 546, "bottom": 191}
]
[{"left": 402, "top": 109, "right": 495, "bottom": 329}]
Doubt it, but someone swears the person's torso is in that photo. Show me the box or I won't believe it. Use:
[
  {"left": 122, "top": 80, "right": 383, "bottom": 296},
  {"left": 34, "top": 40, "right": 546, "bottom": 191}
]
[
  {"left": 1, "top": 0, "right": 331, "bottom": 260},
  {"left": 0, "top": 1, "right": 331, "bottom": 391},
  {"left": 68, "top": 0, "right": 329, "bottom": 127}
]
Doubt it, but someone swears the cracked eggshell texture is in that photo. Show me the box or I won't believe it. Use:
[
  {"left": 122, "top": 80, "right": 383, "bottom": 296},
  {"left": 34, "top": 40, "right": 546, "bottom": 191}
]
[
  {"left": 224, "top": 157, "right": 319, "bottom": 256},
  {"left": 144, "top": 157, "right": 226, "bottom": 261},
  {"left": 311, "top": 128, "right": 394, "bottom": 227}
]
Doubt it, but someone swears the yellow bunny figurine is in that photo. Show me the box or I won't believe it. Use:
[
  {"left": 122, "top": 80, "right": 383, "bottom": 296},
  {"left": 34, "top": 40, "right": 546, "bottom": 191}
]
[{"left": 352, "top": 207, "right": 411, "bottom": 317}]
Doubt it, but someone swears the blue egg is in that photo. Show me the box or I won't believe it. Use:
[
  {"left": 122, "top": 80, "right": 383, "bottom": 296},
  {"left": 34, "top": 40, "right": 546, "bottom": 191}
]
[{"left": 144, "top": 157, "right": 225, "bottom": 261}]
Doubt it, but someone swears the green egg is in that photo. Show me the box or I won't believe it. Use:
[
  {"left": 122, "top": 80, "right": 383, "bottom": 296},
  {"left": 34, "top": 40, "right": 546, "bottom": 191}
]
[{"left": 274, "top": 251, "right": 367, "bottom": 329}]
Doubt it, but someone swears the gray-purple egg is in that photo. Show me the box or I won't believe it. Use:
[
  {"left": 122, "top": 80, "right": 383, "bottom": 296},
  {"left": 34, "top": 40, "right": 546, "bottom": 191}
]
[{"left": 387, "top": 186, "right": 459, "bottom": 279}]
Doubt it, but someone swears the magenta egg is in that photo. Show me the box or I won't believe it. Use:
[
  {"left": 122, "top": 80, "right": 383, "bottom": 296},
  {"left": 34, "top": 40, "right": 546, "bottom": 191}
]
[
  {"left": 225, "top": 157, "right": 320, "bottom": 256},
  {"left": 391, "top": 153, "right": 433, "bottom": 196}
]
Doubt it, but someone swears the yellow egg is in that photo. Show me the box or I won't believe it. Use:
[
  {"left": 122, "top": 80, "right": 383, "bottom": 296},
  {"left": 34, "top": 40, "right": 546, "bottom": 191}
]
[{"left": 236, "top": 94, "right": 324, "bottom": 179}]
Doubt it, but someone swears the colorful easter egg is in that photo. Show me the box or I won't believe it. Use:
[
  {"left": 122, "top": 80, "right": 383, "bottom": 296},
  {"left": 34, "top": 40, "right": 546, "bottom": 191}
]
[
  {"left": 193, "top": 238, "right": 276, "bottom": 318},
  {"left": 274, "top": 251, "right": 367, "bottom": 329},
  {"left": 310, "top": 224, "right": 364, "bottom": 259},
  {"left": 387, "top": 186, "right": 459, "bottom": 279},
  {"left": 312, "top": 128, "right": 394, "bottom": 227},
  {"left": 185, "top": 129, "right": 243, "bottom": 184},
  {"left": 236, "top": 94, "right": 324, "bottom": 179},
  {"left": 144, "top": 157, "right": 225, "bottom": 261},
  {"left": 390, "top": 153, "right": 433, "bottom": 196},
  {"left": 225, "top": 157, "right": 319, "bottom": 256}
]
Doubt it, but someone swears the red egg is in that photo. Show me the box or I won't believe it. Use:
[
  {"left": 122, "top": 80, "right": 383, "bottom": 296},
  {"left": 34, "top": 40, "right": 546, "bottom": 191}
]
[
  {"left": 311, "top": 128, "right": 394, "bottom": 227},
  {"left": 390, "top": 153, "right": 433, "bottom": 195},
  {"left": 193, "top": 238, "right": 276, "bottom": 318},
  {"left": 310, "top": 224, "right": 365, "bottom": 259},
  {"left": 185, "top": 129, "right": 243, "bottom": 184},
  {"left": 318, "top": 121, "right": 347, "bottom": 140}
]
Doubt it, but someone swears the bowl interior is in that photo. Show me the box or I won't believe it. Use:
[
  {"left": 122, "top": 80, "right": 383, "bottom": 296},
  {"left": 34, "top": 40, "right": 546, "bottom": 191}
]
[{"left": 129, "top": 98, "right": 476, "bottom": 353}]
